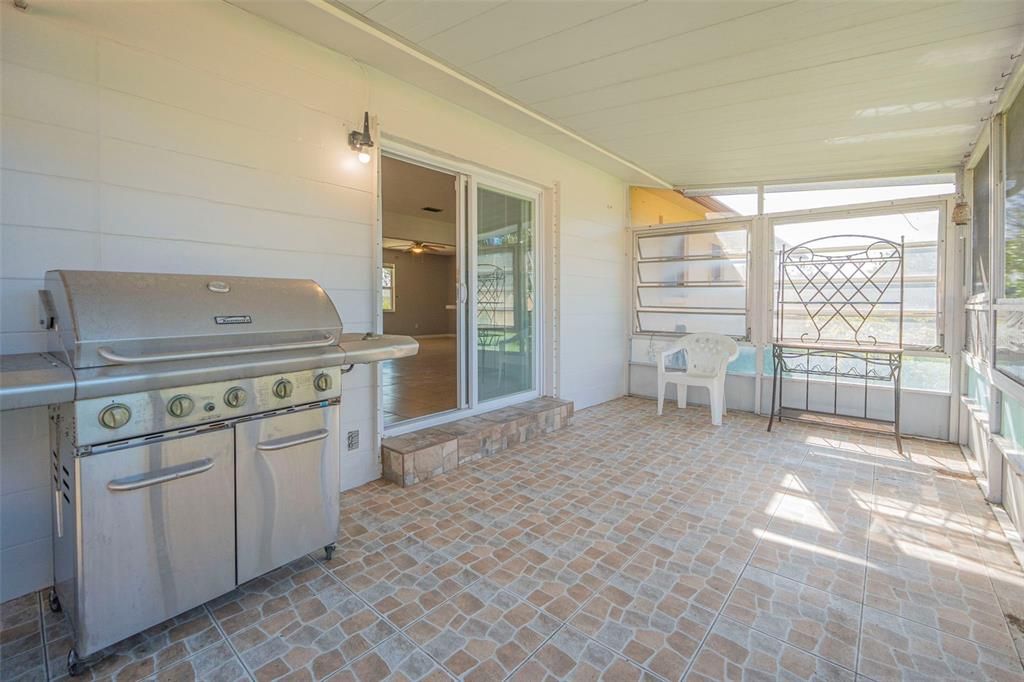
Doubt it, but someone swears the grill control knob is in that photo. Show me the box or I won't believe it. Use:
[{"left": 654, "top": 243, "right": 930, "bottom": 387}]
[
  {"left": 224, "top": 386, "right": 247, "bottom": 409},
  {"left": 98, "top": 404, "right": 131, "bottom": 430},
  {"left": 314, "top": 373, "right": 332, "bottom": 392},
  {"left": 166, "top": 395, "right": 194, "bottom": 418},
  {"left": 272, "top": 379, "right": 293, "bottom": 400}
]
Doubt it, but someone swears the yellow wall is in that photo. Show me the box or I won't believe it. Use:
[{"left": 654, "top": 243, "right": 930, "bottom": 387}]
[{"left": 630, "top": 187, "right": 707, "bottom": 226}]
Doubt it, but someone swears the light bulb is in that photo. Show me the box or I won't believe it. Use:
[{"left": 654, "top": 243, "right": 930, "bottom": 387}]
[{"left": 357, "top": 150, "right": 371, "bottom": 164}]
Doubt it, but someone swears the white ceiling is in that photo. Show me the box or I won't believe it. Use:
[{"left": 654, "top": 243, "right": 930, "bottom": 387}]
[{"left": 236, "top": 0, "right": 1024, "bottom": 187}]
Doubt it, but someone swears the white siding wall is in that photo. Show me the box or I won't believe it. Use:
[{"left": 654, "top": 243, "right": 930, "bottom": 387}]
[{"left": 0, "top": 0, "right": 628, "bottom": 600}]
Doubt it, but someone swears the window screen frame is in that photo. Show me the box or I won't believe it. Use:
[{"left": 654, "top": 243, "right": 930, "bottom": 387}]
[
  {"left": 969, "top": 145, "right": 992, "bottom": 301},
  {"left": 766, "top": 200, "right": 948, "bottom": 352}
]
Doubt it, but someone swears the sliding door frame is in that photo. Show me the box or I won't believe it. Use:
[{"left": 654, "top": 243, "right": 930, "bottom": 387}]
[
  {"left": 468, "top": 173, "right": 545, "bottom": 409},
  {"left": 379, "top": 139, "right": 546, "bottom": 437}
]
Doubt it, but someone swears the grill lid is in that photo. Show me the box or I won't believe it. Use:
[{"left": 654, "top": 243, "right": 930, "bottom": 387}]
[{"left": 43, "top": 270, "right": 342, "bottom": 369}]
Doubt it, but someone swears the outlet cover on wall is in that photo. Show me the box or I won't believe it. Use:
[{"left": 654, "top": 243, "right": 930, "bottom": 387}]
[{"left": 347, "top": 430, "right": 359, "bottom": 451}]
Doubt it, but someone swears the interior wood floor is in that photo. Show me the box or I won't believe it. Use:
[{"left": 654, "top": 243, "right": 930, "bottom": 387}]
[{"left": 382, "top": 336, "right": 458, "bottom": 427}]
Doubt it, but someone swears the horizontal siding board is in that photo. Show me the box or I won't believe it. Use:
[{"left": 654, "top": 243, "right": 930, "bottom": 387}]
[
  {"left": 1, "top": 170, "right": 97, "bottom": 231},
  {"left": 99, "top": 185, "right": 372, "bottom": 257},
  {"left": 99, "top": 138, "right": 373, "bottom": 223},
  {"left": 1, "top": 116, "right": 98, "bottom": 180}
]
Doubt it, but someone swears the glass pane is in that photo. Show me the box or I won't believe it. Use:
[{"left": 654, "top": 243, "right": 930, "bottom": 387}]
[
  {"left": 966, "top": 365, "right": 989, "bottom": 410},
  {"left": 972, "top": 149, "right": 990, "bottom": 295},
  {"left": 965, "top": 307, "right": 989, "bottom": 361},
  {"left": 774, "top": 210, "right": 941, "bottom": 348},
  {"left": 637, "top": 227, "right": 747, "bottom": 259},
  {"left": 1002, "top": 394, "right": 1024, "bottom": 449},
  {"left": 637, "top": 285, "right": 746, "bottom": 310},
  {"left": 637, "top": 311, "right": 746, "bottom": 336},
  {"left": 764, "top": 176, "right": 954, "bottom": 213},
  {"left": 477, "top": 187, "right": 534, "bottom": 401},
  {"left": 1006, "top": 90, "right": 1024, "bottom": 298},
  {"left": 681, "top": 187, "right": 758, "bottom": 218},
  {"left": 638, "top": 259, "right": 747, "bottom": 285},
  {"left": 902, "top": 355, "right": 950, "bottom": 392},
  {"left": 996, "top": 308, "right": 1024, "bottom": 385}
]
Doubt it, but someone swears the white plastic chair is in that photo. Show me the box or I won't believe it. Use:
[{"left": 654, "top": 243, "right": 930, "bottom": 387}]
[{"left": 657, "top": 332, "right": 739, "bottom": 425}]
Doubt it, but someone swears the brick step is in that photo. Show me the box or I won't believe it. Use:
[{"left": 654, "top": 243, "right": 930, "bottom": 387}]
[{"left": 381, "top": 397, "right": 574, "bottom": 487}]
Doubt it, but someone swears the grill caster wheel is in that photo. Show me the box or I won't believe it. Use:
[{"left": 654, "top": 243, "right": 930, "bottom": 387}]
[
  {"left": 67, "top": 648, "right": 82, "bottom": 677},
  {"left": 324, "top": 543, "right": 336, "bottom": 561},
  {"left": 48, "top": 590, "right": 62, "bottom": 613}
]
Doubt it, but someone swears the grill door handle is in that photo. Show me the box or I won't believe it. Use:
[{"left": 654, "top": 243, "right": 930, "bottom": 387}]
[
  {"left": 96, "top": 334, "right": 337, "bottom": 364},
  {"left": 107, "top": 458, "right": 214, "bottom": 492},
  {"left": 256, "top": 429, "right": 329, "bottom": 452}
]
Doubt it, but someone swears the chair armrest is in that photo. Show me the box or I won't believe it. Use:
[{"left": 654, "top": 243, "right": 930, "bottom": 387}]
[
  {"left": 658, "top": 339, "right": 686, "bottom": 358},
  {"left": 657, "top": 339, "right": 686, "bottom": 373}
]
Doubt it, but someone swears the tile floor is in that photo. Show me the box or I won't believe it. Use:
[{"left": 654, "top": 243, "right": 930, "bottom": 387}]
[{"left": 3, "top": 397, "right": 1024, "bottom": 681}]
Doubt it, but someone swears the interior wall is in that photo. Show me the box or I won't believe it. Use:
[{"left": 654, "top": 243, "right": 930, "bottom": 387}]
[
  {"left": 382, "top": 249, "right": 456, "bottom": 336},
  {"left": 0, "top": 0, "right": 628, "bottom": 600},
  {"left": 382, "top": 210, "right": 454, "bottom": 245}
]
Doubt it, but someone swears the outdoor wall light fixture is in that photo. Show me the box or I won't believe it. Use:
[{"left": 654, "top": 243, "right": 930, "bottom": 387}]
[{"left": 349, "top": 112, "right": 374, "bottom": 164}]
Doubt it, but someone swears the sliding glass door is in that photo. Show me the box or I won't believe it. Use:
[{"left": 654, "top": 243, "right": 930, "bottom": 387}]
[
  {"left": 472, "top": 183, "right": 538, "bottom": 403},
  {"left": 380, "top": 149, "right": 542, "bottom": 434}
]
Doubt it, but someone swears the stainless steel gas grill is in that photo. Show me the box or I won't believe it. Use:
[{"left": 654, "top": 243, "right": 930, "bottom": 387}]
[{"left": 37, "top": 270, "right": 416, "bottom": 676}]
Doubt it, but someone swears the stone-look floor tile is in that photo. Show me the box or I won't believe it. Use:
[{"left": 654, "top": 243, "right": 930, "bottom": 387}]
[
  {"left": 569, "top": 545, "right": 724, "bottom": 680},
  {"left": 209, "top": 556, "right": 337, "bottom": 636},
  {"left": 685, "top": 617, "right": 855, "bottom": 681},
  {"left": 1, "top": 592, "right": 44, "bottom": 681},
  {"left": 771, "top": 494, "right": 871, "bottom": 537},
  {"left": 45, "top": 606, "right": 222, "bottom": 682},
  {"left": 749, "top": 530, "right": 867, "bottom": 603},
  {"left": 486, "top": 530, "right": 627, "bottom": 622},
  {"left": 147, "top": 641, "right": 247, "bottom": 682},
  {"left": 419, "top": 512, "right": 549, "bottom": 574},
  {"left": 864, "top": 557, "right": 1017, "bottom": 656},
  {"left": 8, "top": 397, "right": 1024, "bottom": 681},
  {"left": 858, "top": 606, "right": 1024, "bottom": 681},
  {"left": 327, "top": 635, "right": 452, "bottom": 682},
  {"left": 722, "top": 566, "right": 861, "bottom": 670},
  {"left": 776, "top": 461, "right": 874, "bottom": 503},
  {"left": 509, "top": 626, "right": 658, "bottom": 682},
  {"left": 650, "top": 517, "right": 758, "bottom": 567},
  {"left": 227, "top": 578, "right": 394, "bottom": 681},
  {"left": 984, "top": 562, "right": 1024, "bottom": 666},
  {"left": 331, "top": 536, "right": 480, "bottom": 629},
  {"left": 405, "top": 579, "right": 560, "bottom": 681}
]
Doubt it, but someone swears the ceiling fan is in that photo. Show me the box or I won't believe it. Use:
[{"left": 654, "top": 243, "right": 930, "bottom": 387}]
[{"left": 383, "top": 238, "right": 453, "bottom": 254}]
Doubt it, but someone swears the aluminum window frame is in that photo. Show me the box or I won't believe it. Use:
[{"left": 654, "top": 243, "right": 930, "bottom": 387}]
[
  {"left": 966, "top": 129, "right": 993, "bottom": 306},
  {"left": 765, "top": 198, "right": 950, "bottom": 353},
  {"left": 631, "top": 218, "right": 753, "bottom": 341}
]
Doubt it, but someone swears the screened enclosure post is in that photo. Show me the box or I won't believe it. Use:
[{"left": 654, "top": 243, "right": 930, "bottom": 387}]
[
  {"left": 894, "top": 364, "right": 903, "bottom": 454},
  {"left": 899, "top": 236, "right": 906, "bottom": 350}
]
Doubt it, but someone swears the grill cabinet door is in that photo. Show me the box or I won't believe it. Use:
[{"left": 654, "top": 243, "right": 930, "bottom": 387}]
[
  {"left": 236, "top": 404, "right": 340, "bottom": 583},
  {"left": 77, "top": 428, "right": 235, "bottom": 656}
]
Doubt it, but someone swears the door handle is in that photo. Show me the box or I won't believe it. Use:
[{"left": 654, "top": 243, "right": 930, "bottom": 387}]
[
  {"left": 107, "top": 458, "right": 214, "bottom": 491},
  {"left": 96, "top": 334, "right": 336, "bottom": 364},
  {"left": 256, "top": 428, "right": 329, "bottom": 452}
]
